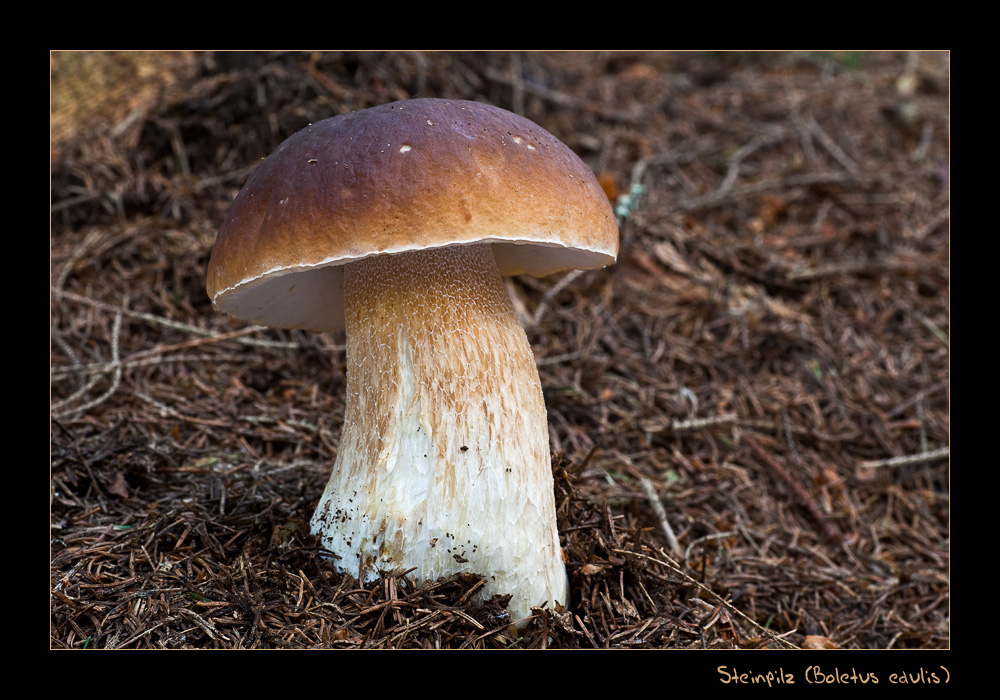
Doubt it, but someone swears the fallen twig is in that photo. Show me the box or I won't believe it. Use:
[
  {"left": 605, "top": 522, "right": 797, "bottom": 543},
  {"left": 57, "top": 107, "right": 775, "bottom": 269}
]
[
  {"left": 744, "top": 433, "right": 842, "bottom": 544},
  {"left": 860, "top": 447, "right": 949, "bottom": 469}
]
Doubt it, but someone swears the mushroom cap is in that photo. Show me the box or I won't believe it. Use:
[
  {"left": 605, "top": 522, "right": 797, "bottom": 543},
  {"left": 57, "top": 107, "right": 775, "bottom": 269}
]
[{"left": 206, "top": 99, "right": 619, "bottom": 331}]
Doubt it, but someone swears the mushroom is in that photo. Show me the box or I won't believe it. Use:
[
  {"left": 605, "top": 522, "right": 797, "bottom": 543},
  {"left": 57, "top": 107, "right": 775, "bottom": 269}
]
[{"left": 206, "top": 99, "right": 618, "bottom": 625}]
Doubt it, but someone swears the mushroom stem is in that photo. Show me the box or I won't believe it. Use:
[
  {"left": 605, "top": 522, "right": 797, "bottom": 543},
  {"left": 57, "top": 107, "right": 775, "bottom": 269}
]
[{"left": 310, "top": 243, "right": 569, "bottom": 623}]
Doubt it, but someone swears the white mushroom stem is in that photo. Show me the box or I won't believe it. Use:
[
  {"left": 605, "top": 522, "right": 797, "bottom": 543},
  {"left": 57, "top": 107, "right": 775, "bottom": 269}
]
[{"left": 309, "top": 243, "right": 569, "bottom": 624}]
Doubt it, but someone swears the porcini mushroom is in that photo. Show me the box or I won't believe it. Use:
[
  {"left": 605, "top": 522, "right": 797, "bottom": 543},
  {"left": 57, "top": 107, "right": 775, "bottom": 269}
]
[{"left": 206, "top": 99, "right": 618, "bottom": 624}]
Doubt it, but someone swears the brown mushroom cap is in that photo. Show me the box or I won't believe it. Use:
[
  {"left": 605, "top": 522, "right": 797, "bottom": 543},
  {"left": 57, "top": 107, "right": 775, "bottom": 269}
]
[{"left": 206, "top": 99, "right": 619, "bottom": 331}]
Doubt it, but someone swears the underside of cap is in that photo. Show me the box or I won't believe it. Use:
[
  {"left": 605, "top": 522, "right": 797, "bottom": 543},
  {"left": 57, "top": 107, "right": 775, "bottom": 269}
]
[{"left": 206, "top": 99, "right": 619, "bottom": 331}]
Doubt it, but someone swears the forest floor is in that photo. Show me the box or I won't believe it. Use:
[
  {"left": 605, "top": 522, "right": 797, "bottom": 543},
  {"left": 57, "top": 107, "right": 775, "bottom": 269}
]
[{"left": 51, "top": 51, "right": 949, "bottom": 650}]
